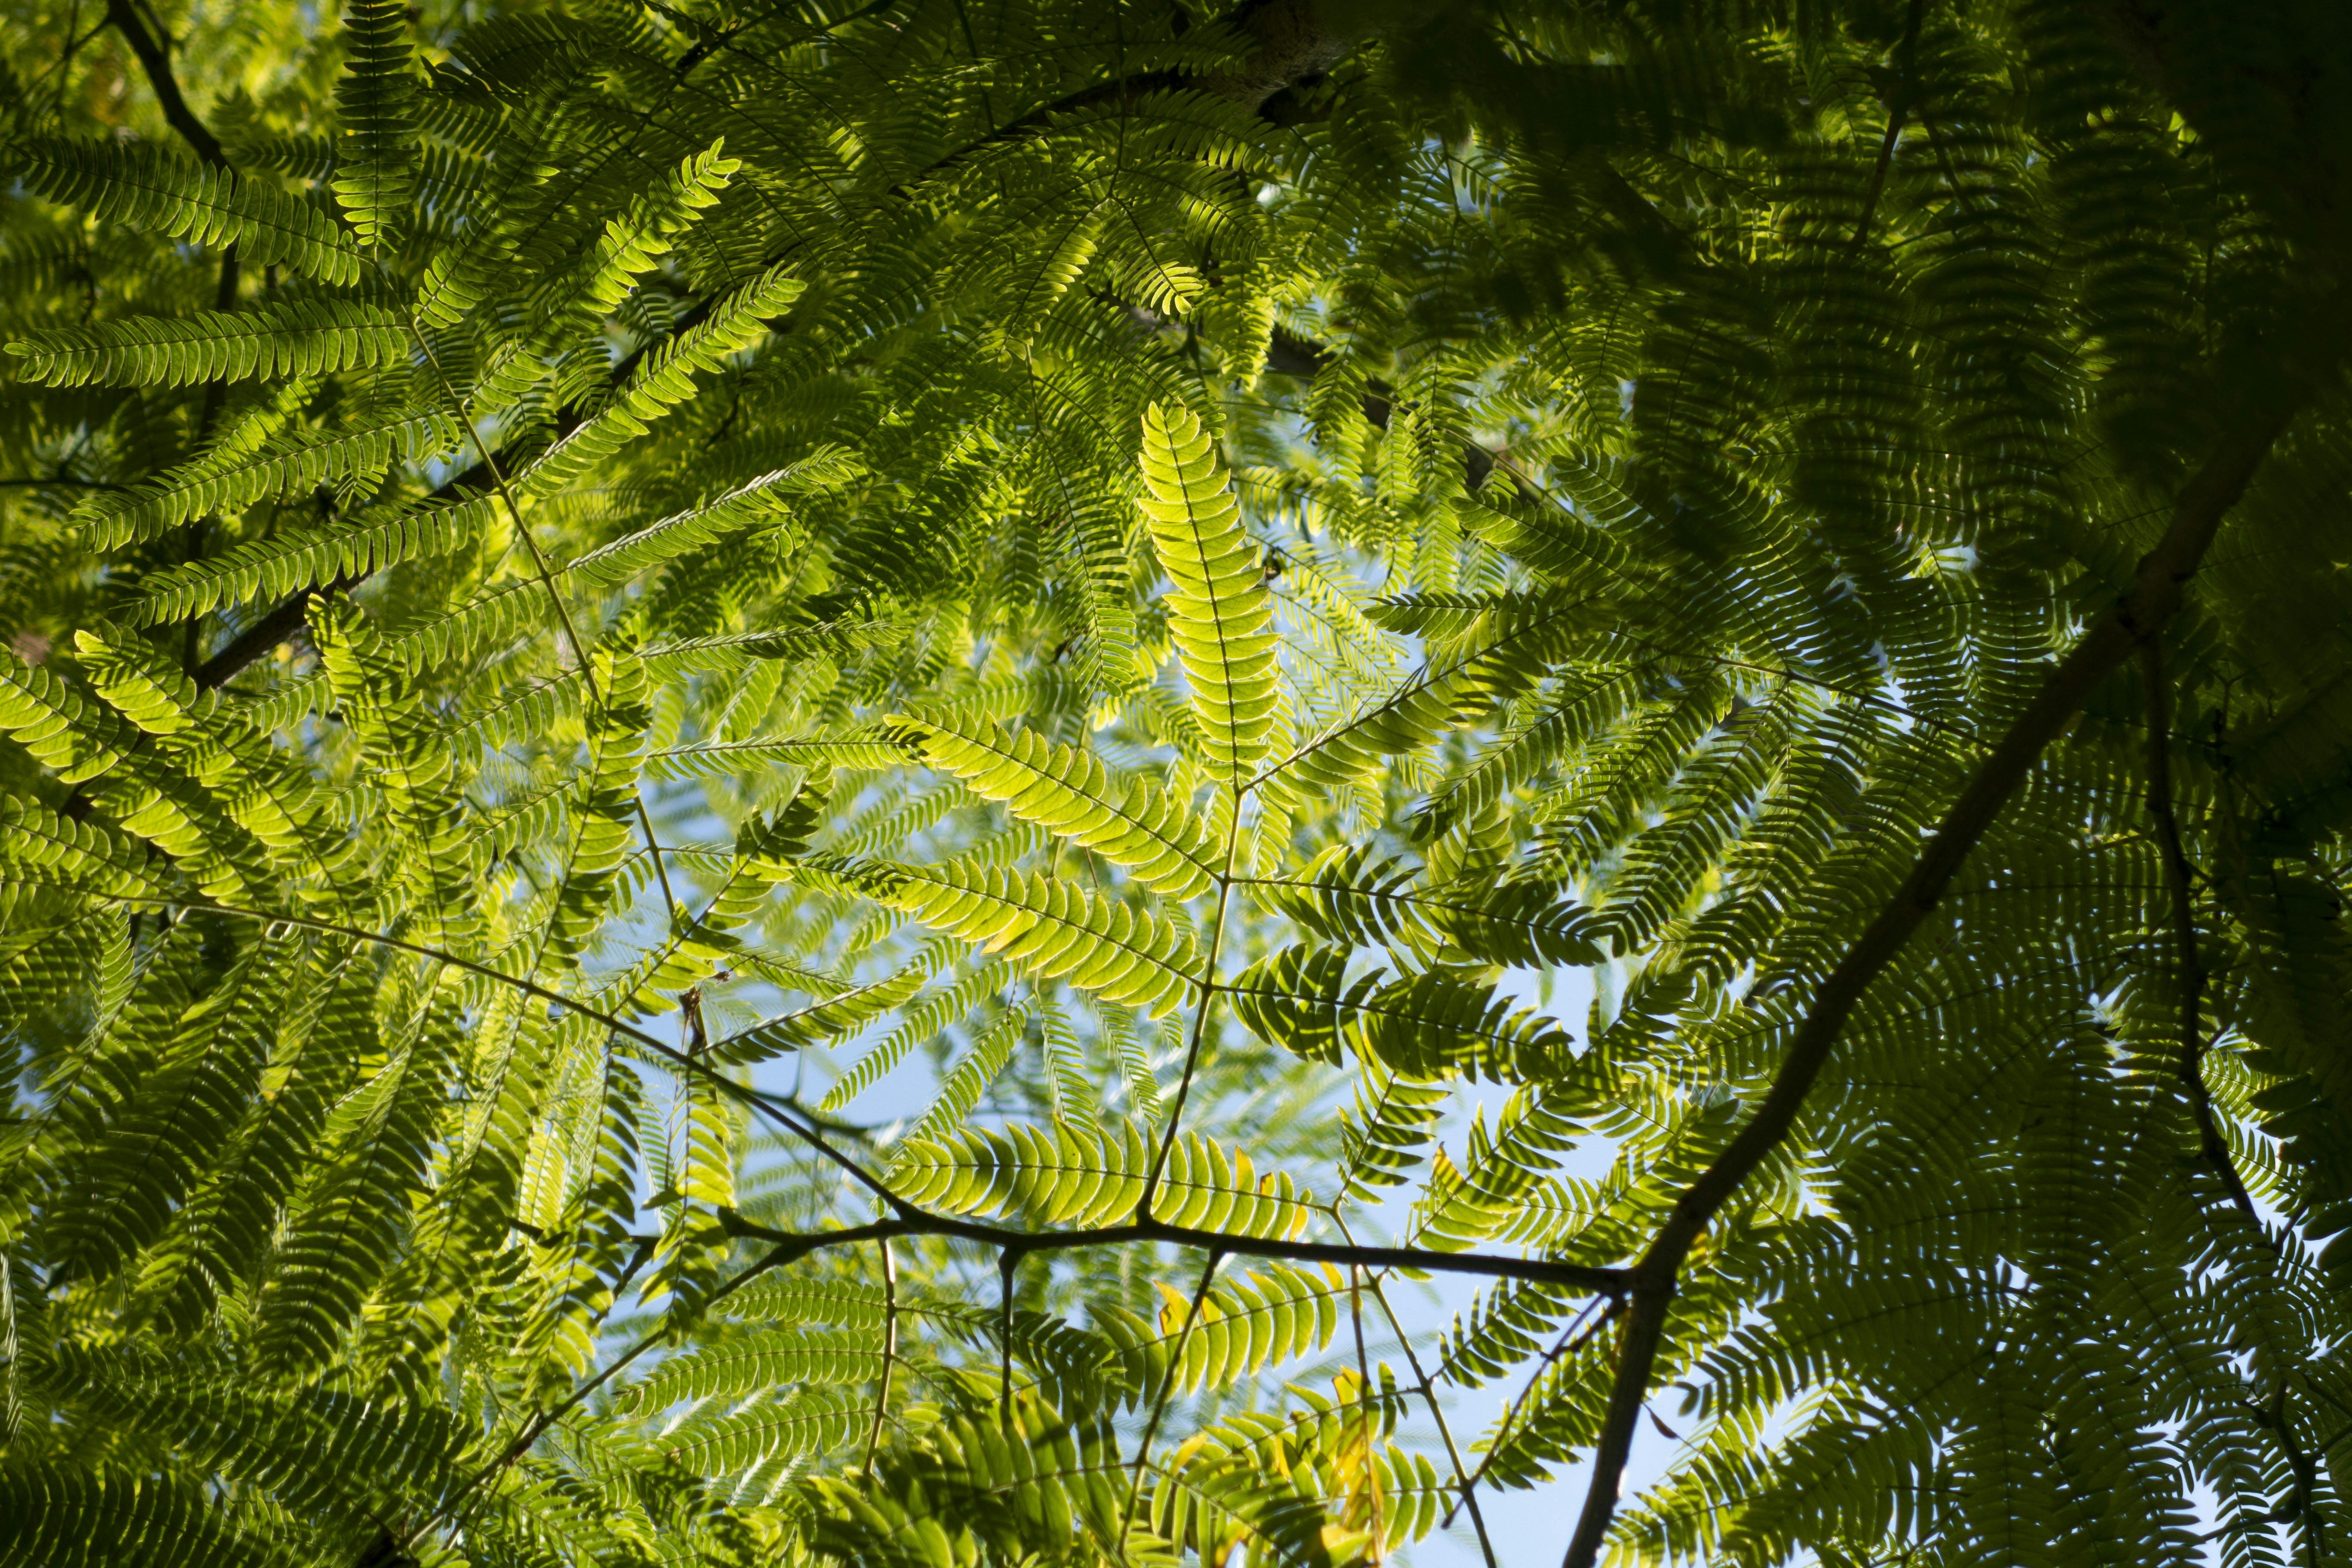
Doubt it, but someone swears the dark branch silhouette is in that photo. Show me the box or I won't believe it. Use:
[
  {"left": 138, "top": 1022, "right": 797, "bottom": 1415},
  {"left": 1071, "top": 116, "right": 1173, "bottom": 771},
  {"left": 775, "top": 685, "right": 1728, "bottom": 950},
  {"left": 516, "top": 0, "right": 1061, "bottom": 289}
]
[{"left": 1560, "top": 370, "right": 2323, "bottom": 1568}]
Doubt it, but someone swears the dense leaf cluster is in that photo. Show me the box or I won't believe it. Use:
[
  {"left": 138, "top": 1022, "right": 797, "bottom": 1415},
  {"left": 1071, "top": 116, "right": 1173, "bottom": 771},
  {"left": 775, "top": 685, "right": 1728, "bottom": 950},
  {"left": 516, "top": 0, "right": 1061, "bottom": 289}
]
[{"left": 4, "top": 1, "right": 2352, "bottom": 1565}]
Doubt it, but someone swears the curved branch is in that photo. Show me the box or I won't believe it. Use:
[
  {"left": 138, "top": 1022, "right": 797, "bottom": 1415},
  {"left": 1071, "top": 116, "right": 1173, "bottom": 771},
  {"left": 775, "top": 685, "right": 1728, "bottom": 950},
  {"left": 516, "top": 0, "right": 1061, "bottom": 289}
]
[
  {"left": 2142, "top": 639, "right": 2266, "bottom": 1234},
  {"left": 1560, "top": 386, "right": 2312, "bottom": 1568},
  {"left": 98, "top": 890, "right": 1628, "bottom": 1293},
  {"left": 103, "top": 0, "right": 227, "bottom": 168}
]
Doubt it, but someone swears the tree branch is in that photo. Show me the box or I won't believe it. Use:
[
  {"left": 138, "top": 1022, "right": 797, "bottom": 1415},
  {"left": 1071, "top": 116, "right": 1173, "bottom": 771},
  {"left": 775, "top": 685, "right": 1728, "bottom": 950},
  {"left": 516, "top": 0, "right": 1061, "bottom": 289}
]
[
  {"left": 194, "top": 579, "right": 348, "bottom": 686},
  {"left": 717, "top": 1209, "right": 1627, "bottom": 1295},
  {"left": 103, "top": 0, "right": 227, "bottom": 168},
  {"left": 1849, "top": 0, "right": 1926, "bottom": 253},
  {"left": 1559, "top": 389, "right": 2310, "bottom": 1568},
  {"left": 101, "top": 891, "right": 1628, "bottom": 1295},
  {"left": 2141, "top": 639, "right": 2266, "bottom": 1233}
]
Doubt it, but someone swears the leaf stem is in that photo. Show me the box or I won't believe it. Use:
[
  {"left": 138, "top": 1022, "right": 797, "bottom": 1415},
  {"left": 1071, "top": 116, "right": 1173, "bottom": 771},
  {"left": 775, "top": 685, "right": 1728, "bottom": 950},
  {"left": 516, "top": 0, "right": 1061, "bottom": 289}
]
[
  {"left": 401, "top": 322, "right": 684, "bottom": 934},
  {"left": 89, "top": 894, "right": 904, "bottom": 1208},
  {"left": 1142, "top": 790, "right": 1245, "bottom": 1215},
  {"left": 1351, "top": 1264, "right": 1385, "bottom": 1561},
  {"left": 1117, "top": 1247, "right": 1222, "bottom": 1556},
  {"left": 1332, "top": 1213, "right": 1498, "bottom": 1568},
  {"left": 864, "top": 1234, "right": 897, "bottom": 1475},
  {"left": 1848, "top": 0, "right": 1927, "bottom": 253},
  {"left": 997, "top": 1243, "right": 1021, "bottom": 1423}
]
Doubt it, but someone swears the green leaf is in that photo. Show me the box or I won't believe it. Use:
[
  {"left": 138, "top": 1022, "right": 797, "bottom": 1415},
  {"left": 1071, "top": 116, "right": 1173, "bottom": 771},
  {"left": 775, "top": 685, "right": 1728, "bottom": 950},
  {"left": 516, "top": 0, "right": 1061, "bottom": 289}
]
[
  {"left": 897, "top": 709, "right": 1219, "bottom": 896},
  {"left": 848, "top": 858, "right": 1203, "bottom": 1016},
  {"left": 14, "top": 138, "right": 364, "bottom": 285},
  {"left": 1232, "top": 945, "right": 1572, "bottom": 1082},
  {"left": 0, "top": 647, "right": 135, "bottom": 783},
  {"left": 616, "top": 1328, "right": 885, "bottom": 1413},
  {"left": 649, "top": 1385, "right": 868, "bottom": 1473},
  {"left": 1137, "top": 402, "right": 1280, "bottom": 787},
  {"left": 7, "top": 299, "right": 410, "bottom": 388},
  {"left": 0, "top": 1467, "right": 300, "bottom": 1568},
  {"left": 893, "top": 1121, "right": 1315, "bottom": 1239},
  {"left": 91, "top": 401, "right": 461, "bottom": 554}
]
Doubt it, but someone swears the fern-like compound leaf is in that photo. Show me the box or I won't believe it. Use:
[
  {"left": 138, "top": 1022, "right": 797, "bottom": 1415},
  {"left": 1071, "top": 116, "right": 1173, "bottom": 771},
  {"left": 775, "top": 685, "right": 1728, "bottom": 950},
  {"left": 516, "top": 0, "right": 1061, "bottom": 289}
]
[
  {"left": 616, "top": 1328, "right": 886, "bottom": 1414},
  {"left": 331, "top": 0, "right": 418, "bottom": 249},
  {"left": 850, "top": 858, "right": 1204, "bottom": 1016},
  {"left": 897, "top": 709, "right": 1218, "bottom": 897},
  {"left": 1137, "top": 402, "right": 1280, "bottom": 788},
  {"left": 13, "top": 138, "right": 364, "bottom": 285},
  {"left": 6, "top": 300, "right": 410, "bottom": 388},
  {"left": 894, "top": 1121, "right": 1315, "bottom": 1239}
]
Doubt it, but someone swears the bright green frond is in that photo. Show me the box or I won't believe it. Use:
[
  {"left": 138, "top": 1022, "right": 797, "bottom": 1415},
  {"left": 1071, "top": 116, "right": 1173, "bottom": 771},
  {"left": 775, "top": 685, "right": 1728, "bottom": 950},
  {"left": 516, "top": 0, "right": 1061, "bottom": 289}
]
[
  {"left": 7, "top": 300, "right": 409, "bottom": 388},
  {"left": 897, "top": 709, "right": 1219, "bottom": 896},
  {"left": 894, "top": 1121, "right": 1315, "bottom": 1239},
  {"left": 330, "top": 0, "right": 419, "bottom": 250},
  {"left": 14, "top": 138, "right": 364, "bottom": 285},
  {"left": 1137, "top": 402, "right": 1281, "bottom": 788},
  {"left": 854, "top": 859, "right": 1203, "bottom": 1016}
]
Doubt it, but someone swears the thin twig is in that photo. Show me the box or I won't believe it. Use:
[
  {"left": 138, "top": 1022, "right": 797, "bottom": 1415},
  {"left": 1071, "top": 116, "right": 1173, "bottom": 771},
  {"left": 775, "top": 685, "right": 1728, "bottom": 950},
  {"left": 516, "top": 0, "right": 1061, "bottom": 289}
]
[
  {"left": 864, "top": 1234, "right": 897, "bottom": 1475},
  {"left": 1457, "top": 1297, "right": 1618, "bottom": 1503},
  {"left": 653, "top": 0, "right": 902, "bottom": 76},
  {"left": 1332, "top": 1215, "right": 1498, "bottom": 1568},
  {"left": 1117, "top": 1248, "right": 1222, "bottom": 1556},
  {"left": 1142, "top": 791, "right": 1245, "bottom": 1213},
  {"left": 1351, "top": 1265, "right": 1386, "bottom": 1561},
  {"left": 85, "top": 894, "right": 906, "bottom": 1207},
  {"left": 2250, "top": 1384, "right": 2328, "bottom": 1562},
  {"left": 402, "top": 323, "right": 685, "bottom": 933},
  {"left": 1849, "top": 0, "right": 1928, "bottom": 252},
  {"left": 101, "top": 0, "right": 237, "bottom": 570},
  {"left": 997, "top": 1243, "right": 1022, "bottom": 1423}
]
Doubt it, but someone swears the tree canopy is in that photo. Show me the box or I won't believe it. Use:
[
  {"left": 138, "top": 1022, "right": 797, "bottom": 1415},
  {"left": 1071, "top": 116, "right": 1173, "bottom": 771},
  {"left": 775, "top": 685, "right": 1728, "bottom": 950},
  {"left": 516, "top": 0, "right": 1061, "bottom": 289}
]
[{"left": 3, "top": 0, "right": 2352, "bottom": 1563}]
